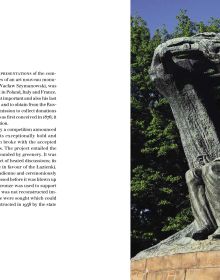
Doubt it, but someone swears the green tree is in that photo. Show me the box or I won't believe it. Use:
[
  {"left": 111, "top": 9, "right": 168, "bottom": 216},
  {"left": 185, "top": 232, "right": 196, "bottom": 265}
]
[{"left": 174, "top": 9, "right": 196, "bottom": 37}]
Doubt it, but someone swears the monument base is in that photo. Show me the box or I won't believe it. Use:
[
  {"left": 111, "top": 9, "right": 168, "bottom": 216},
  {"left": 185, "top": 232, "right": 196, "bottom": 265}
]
[{"left": 131, "top": 250, "right": 220, "bottom": 279}]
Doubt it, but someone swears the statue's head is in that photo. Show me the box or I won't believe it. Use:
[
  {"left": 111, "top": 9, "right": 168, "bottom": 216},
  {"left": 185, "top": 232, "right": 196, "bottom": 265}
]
[{"left": 149, "top": 33, "right": 220, "bottom": 93}]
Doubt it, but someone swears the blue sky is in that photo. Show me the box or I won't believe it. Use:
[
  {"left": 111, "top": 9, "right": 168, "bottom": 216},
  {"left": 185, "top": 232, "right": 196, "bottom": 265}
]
[{"left": 131, "top": 0, "right": 220, "bottom": 35}]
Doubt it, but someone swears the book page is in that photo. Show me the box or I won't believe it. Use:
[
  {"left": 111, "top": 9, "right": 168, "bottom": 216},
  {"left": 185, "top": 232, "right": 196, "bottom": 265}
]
[{"left": 0, "top": 1, "right": 129, "bottom": 279}]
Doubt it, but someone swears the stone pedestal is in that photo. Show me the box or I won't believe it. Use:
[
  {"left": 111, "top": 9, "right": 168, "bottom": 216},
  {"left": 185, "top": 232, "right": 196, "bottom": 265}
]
[{"left": 131, "top": 250, "right": 220, "bottom": 279}]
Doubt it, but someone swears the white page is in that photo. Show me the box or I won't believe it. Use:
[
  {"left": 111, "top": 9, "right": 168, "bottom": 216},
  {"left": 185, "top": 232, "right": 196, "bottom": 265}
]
[{"left": 0, "top": 0, "right": 129, "bottom": 279}]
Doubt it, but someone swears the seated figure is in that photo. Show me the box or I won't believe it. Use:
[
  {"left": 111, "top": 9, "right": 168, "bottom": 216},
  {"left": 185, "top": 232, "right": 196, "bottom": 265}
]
[{"left": 186, "top": 158, "right": 220, "bottom": 239}]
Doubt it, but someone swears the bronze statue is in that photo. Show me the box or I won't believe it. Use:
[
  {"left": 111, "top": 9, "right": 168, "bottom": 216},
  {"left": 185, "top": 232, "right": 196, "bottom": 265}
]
[{"left": 149, "top": 33, "right": 220, "bottom": 240}]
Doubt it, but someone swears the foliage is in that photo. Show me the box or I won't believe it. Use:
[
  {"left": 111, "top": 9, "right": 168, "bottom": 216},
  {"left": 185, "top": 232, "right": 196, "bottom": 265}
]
[
  {"left": 174, "top": 9, "right": 196, "bottom": 37},
  {"left": 131, "top": 10, "right": 220, "bottom": 257}
]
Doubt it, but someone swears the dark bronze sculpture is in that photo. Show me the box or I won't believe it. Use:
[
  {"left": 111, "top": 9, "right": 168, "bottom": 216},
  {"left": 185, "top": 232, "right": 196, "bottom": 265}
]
[{"left": 149, "top": 33, "right": 220, "bottom": 241}]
